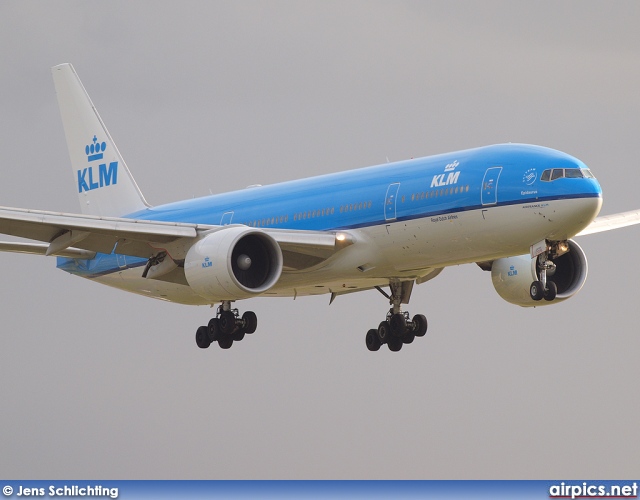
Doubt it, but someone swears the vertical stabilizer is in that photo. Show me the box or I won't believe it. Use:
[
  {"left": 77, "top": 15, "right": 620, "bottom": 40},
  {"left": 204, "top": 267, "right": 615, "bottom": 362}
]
[{"left": 52, "top": 63, "right": 149, "bottom": 216}]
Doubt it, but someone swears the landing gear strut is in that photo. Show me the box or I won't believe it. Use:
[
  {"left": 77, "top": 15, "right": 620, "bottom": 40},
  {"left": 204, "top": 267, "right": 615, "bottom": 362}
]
[
  {"left": 365, "top": 281, "right": 428, "bottom": 352},
  {"left": 530, "top": 243, "right": 563, "bottom": 302},
  {"left": 195, "top": 301, "right": 257, "bottom": 350}
]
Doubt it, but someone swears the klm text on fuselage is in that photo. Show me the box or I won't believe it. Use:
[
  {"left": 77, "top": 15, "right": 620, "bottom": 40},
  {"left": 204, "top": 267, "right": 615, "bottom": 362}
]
[{"left": 431, "top": 171, "right": 460, "bottom": 188}]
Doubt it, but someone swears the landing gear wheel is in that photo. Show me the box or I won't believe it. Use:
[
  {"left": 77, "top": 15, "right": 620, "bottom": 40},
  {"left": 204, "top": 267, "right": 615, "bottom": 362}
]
[
  {"left": 232, "top": 330, "right": 246, "bottom": 342},
  {"left": 390, "top": 313, "right": 407, "bottom": 337},
  {"left": 242, "top": 311, "right": 257, "bottom": 334},
  {"left": 387, "top": 337, "right": 403, "bottom": 352},
  {"left": 403, "top": 332, "right": 415, "bottom": 344},
  {"left": 208, "top": 318, "right": 220, "bottom": 342},
  {"left": 195, "top": 326, "right": 211, "bottom": 349},
  {"left": 543, "top": 280, "right": 558, "bottom": 301},
  {"left": 367, "top": 281, "right": 428, "bottom": 352},
  {"left": 530, "top": 281, "right": 544, "bottom": 301},
  {"left": 365, "top": 329, "right": 381, "bottom": 351},
  {"left": 412, "top": 314, "right": 428, "bottom": 337},
  {"left": 219, "top": 310, "right": 237, "bottom": 335},
  {"left": 218, "top": 337, "right": 234, "bottom": 349},
  {"left": 377, "top": 321, "right": 391, "bottom": 343}
]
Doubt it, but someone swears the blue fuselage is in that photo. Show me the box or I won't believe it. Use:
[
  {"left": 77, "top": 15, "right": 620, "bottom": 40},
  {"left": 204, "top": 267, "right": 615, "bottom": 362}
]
[{"left": 57, "top": 143, "right": 602, "bottom": 281}]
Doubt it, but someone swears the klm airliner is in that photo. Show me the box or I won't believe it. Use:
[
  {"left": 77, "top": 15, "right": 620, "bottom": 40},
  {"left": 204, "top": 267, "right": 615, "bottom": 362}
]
[{"left": 1, "top": 64, "right": 639, "bottom": 352}]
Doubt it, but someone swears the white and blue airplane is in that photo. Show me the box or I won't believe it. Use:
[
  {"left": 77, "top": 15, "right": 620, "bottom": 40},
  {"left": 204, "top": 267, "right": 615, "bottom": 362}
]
[{"left": 1, "top": 63, "right": 639, "bottom": 352}]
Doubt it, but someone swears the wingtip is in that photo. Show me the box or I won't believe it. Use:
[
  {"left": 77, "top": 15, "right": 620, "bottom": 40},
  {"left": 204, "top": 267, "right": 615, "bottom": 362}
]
[{"left": 51, "top": 63, "right": 73, "bottom": 71}]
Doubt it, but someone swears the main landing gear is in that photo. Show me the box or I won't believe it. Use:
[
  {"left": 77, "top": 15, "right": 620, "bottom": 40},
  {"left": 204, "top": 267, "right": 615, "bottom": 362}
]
[
  {"left": 365, "top": 281, "right": 428, "bottom": 352},
  {"left": 529, "top": 244, "right": 562, "bottom": 302},
  {"left": 195, "top": 301, "right": 257, "bottom": 350}
]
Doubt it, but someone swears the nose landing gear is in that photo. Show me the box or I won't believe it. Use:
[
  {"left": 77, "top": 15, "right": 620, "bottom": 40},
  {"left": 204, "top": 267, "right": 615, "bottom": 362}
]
[{"left": 530, "top": 241, "right": 567, "bottom": 302}]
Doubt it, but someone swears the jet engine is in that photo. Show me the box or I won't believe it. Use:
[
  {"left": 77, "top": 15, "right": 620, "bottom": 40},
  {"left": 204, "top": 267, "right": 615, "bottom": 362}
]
[
  {"left": 184, "top": 226, "right": 283, "bottom": 301},
  {"left": 490, "top": 239, "right": 588, "bottom": 307}
]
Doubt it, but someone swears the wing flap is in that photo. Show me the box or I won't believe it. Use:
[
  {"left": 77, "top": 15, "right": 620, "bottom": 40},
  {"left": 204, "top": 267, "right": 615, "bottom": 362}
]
[{"left": 0, "top": 241, "right": 96, "bottom": 259}]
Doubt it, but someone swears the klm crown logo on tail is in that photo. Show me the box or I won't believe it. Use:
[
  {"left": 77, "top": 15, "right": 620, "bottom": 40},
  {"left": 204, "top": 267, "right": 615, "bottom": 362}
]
[{"left": 77, "top": 135, "right": 118, "bottom": 193}]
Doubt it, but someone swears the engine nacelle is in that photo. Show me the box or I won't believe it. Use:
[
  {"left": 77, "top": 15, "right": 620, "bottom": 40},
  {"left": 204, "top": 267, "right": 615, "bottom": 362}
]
[
  {"left": 184, "top": 226, "right": 283, "bottom": 301},
  {"left": 491, "top": 239, "right": 588, "bottom": 307}
]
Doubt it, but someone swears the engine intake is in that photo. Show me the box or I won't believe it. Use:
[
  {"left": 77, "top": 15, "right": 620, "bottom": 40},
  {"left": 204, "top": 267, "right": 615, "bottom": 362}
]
[
  {"left": 185, "top": 227, "right": 283, "bottom": 300},
  {"left": 491, "top": 239, "right": 588, "bottom": 307}
]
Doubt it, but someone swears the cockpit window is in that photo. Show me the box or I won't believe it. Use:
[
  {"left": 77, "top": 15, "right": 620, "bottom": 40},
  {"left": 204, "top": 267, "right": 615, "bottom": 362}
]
[
  {"left": 565, "top": 168, "right": 583, "bottom": 179},
  {"left": 581, "top": 169, "right": 595, "bottom": 179},
  {"left": 540, "top": 167, "right": 595, "bottom": 182}
]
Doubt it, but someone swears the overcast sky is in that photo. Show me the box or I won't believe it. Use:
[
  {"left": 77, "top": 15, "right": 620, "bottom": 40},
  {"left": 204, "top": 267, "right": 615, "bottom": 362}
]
[{"left": 1, "top": 1, "right": 639, "bottom": 479}]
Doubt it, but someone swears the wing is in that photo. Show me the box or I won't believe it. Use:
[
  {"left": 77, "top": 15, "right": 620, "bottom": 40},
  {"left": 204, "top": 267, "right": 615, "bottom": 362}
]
[
  {"left": 576, "top": 209, "right": 640, "bottom": 236},
  {"left": 0, "top": 205, "right": 200, "bottom": 257},
  {"left": 0, "top": 206, "right": 349, "bottom": 269}
]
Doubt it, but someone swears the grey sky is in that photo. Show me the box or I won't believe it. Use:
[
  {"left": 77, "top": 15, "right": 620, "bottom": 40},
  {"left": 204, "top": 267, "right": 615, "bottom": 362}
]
[{"left": 1, "top": 1, "right": 639, "bottom": 479}]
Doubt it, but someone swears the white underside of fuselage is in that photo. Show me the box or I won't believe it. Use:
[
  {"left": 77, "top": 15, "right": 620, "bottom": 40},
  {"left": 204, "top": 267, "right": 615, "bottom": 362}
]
[{"left": 89, "top": 197, "right": 602, "bottom": 306}]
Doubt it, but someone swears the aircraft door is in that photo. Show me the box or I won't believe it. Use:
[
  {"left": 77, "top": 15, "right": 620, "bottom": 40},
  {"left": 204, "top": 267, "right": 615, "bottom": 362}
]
[
  {"left": 220, "top": 211, "right": 234, "bottom": 225},
  {"left": 116, "top": 254, "right": 126, "bottom": 269},
  {"left": 385, "top": 183, "right": 401, "bottom": 221},
  {"left": 481, "top": 167, "right": 502, "bottom": 206}
]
